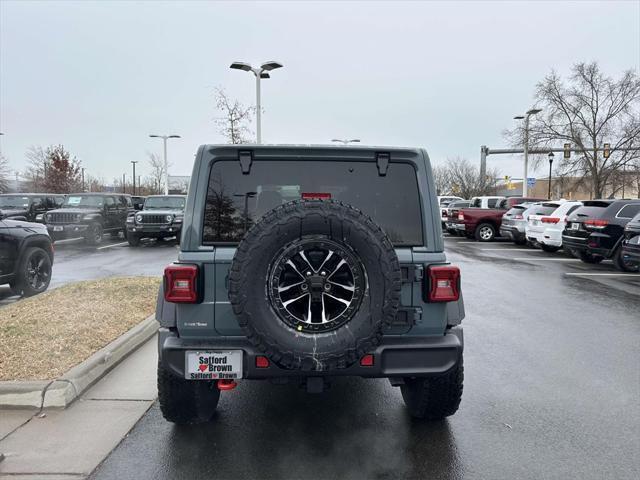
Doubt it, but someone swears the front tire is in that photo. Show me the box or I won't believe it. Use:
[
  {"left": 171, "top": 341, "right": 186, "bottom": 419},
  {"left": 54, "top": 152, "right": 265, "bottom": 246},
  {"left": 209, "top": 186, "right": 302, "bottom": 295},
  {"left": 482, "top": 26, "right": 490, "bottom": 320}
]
[
  {"left": 157, "top": 362, "right": 220, "bottom": 424},
  {"left": 11, "top": 247, "right": 52, "bottom": 297},
  {"left": 85, "top": 223, "right": 103, "bottom": 246},
  {"left": 474, "top": 223, "right": 495, "bottom": 242},
  {"left": 127, "top": 234, "right": 141, "bottom": 247},
  {"left": 401, "top": 359, "right": 464, "bottom": 420}
]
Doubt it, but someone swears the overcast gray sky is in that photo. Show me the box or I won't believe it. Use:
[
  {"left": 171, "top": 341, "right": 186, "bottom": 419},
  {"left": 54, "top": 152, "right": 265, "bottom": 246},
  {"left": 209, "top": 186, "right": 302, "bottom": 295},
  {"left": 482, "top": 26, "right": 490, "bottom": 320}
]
[{"left": 1, "top": 0, "right": 639, "bottom": 183}]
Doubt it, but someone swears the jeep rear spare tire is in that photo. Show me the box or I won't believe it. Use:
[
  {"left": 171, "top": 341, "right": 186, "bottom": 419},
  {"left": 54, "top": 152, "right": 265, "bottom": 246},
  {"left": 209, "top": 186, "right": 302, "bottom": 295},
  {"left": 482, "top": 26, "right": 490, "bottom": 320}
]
[{"left": 229, "top": 200, "right": 401, "bottom": 371}]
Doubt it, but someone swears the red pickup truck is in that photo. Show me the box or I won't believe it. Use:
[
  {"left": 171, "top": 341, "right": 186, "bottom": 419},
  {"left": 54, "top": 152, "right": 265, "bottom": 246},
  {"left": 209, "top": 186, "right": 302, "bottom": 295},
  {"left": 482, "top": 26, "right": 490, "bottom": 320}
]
[{"left": 450, "top": 197, "right": 545, "bottom": 241}]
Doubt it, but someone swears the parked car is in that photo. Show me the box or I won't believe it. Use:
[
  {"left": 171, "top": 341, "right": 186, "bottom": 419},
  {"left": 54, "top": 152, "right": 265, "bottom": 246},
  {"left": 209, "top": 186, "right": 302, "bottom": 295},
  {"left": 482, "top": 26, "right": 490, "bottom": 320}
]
[
  {"left": 0, "top": 193, "right": 66, "bottom": 222},
  {"left": 44, "top": 193, "right": 134, "bottom": 245},
  {"left": 437, "top": 195, "right": 463, "bottom": 207},
  {"left": 499, "top": 202, "right": 538, "bottom": 245},
  {"left": 156, "top": 145, "right": 465, "bottom": 424},
  {"left": 131, "top": 196, "right": 147, "bottom": 211},
  {"left": 443, "top": 200, "right": 470, "bottom": 235},
  {"left": 525, "top": 201, "right": 582, "bottom": 252},
  {"left": 469, "top": 196, "right": 505, "bottom": 209},
  {"left": 0, "top": 214, "right": 54, "bottom": 297},
  {"left": 126, "top": 195, "right": 185, "bottom": 246},
  {"left": 453, "top": 196, "right": 545, "bottom": 241},
  {"left": 621, "top": 212, "right": 640, "bottom": 271},
  {"left": 562, "top": 199, "right": 640, "bottom": 271}
]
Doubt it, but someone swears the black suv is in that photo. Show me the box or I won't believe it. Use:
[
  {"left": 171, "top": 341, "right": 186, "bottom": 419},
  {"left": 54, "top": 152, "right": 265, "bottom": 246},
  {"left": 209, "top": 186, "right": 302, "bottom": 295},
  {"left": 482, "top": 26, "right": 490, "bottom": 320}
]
[
  {"left": 156, "top": 145, "right": 465, "bottom": 424},
  {"left": 0, "top": 215, "right": 54, "bottom": 296},
  {"left": 621, "top": 212, "right": 640, "bottom": 271},
  {"left": 562, "top": 199, "right": 640, "bottom": 271},
  {"left": 126, "top": 195, "right": 185, "bottom": 246},
  {"left": 0, "top": 193, "right": 66, "bottom": 222},
  {"left": 44, "top": 193, "right": 134, "bottom": 245}
]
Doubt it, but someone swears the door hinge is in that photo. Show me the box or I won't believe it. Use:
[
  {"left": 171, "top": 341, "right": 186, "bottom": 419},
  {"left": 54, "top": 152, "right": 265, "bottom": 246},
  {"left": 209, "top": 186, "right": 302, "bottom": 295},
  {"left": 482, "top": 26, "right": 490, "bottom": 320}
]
[
  {"left": 401, "top": 264, "right": 424, "bottom": 283},
  {"left": 394, "top": 307, "right": 423, "bottom": 326},
  {"left": 239, "top": 150, "right": 253, "bottom": 174}
]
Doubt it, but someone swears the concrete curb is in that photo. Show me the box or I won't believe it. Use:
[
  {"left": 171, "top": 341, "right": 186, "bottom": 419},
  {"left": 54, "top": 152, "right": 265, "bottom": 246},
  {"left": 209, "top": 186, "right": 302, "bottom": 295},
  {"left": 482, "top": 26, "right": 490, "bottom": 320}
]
[{"left": 0, "top": 315, "right": 158, "bottom": 409}]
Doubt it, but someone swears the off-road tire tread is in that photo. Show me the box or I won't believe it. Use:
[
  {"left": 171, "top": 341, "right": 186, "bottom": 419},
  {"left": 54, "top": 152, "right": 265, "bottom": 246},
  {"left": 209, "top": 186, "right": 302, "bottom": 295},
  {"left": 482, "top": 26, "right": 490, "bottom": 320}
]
[
  {"left": 157, "top": 362, "right": 219, "bottom": 424},
  {"left": 401, "top": 360, "right": 464, "bottom": 420},
  {"left": 229, "top": 199, "right": 401, "bottom": 371}
]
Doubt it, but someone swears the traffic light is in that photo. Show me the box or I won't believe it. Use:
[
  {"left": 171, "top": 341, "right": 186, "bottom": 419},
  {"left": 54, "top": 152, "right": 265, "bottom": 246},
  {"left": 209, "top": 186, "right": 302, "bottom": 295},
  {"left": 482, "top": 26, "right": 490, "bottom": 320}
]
[
  {"left": 563, "top": 143, "right": 571, "bottom": 159},
  {"left": 603, "top": 143, "right": 610, "bottom": 159}
]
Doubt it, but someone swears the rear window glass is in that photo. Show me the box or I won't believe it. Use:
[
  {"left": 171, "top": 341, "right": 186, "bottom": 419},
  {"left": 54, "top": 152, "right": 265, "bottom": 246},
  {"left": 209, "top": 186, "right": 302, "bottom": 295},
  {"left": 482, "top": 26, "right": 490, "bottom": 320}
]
[
  {"left": 203, "top": 160, "right": 423, "bottom": 246},
  {"left": 617, "top": 204, "right": 640, "bottom": 219},
  {"left": 569, "top": 205, "right": 608, "bottom": 219},
  {"left": 528, "top": 205, "right": 556, "bottom": 216},
  {"left": 505, "top": 206, "right": 526, "bottom": 215}
]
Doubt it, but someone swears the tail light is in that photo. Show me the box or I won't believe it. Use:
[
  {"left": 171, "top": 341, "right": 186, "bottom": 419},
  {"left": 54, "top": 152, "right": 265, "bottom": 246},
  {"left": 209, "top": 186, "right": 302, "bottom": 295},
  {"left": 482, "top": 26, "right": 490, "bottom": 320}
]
[
  {"left": 164, "top": 264, "right": 199, "bottom": 303},
  {"left": 584, "top": 219, "right": 609, "bottom": 230},
  {"left": 541, "top": 217, "right": 560, "bottom": 224},
  {"left": 458, "top": 212, "right": 464, "bottom": 221},
  {"left": 427, "top": 265, "right": 460, "bottom": 302},
  {"left": 513, "top": 214, "right": 523, "bottom": 220}
]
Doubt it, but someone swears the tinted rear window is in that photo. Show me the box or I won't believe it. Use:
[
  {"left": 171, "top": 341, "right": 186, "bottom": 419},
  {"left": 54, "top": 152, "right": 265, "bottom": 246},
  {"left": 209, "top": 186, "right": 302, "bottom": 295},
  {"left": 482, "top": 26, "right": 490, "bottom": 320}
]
[
  {"left": 505, "top": 206, "right": 526, "bottom": 215},
  {"left": 617, "top": 204, "right": 640, "bottom": 219},
  {"left": 569, "top": 205, "right": 608, "bottom": 219},
  {"left": 527, "top": 205, "right": 556, "bottom": 216},
  {"left": 203, "top": 160, "right": 423, "bottom": 246}
]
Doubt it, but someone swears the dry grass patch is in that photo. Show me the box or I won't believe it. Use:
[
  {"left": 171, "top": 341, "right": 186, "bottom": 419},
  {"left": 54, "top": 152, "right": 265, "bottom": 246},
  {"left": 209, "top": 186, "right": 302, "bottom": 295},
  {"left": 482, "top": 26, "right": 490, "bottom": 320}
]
[{"left": 0, "top": 276, "right": 160, "bottom": 381}]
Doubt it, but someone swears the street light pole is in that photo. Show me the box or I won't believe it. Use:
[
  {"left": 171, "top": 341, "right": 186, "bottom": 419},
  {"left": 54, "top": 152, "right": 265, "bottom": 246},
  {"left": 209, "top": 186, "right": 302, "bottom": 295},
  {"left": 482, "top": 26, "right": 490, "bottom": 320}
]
[
  {"left": 131, "top": 161, "right": 138, "bottom": 195},
  {"left": 547, "top": 152, "right": 554, "bottom": 200},
  {"left": 149, "top": 134, "right": 181, "bottom": 195},
  {"left": 331, "top": 139, "right": 361, "bottom": 145},
  {"left": 514, "top": 108, "right": 542, "bottom": 197},
  {"left": 230, "top": 61, "right": 283, "bottom": 144},
  {"left": 81, "top": 167, "right": 85, "bottom": 192}
]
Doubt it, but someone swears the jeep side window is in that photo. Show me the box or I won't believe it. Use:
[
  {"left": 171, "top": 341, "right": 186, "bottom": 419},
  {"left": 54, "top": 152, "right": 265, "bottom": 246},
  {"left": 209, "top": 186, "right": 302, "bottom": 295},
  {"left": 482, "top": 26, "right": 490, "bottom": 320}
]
[{"left": 105, "top": 197, "right": 116, "bottom": 210}]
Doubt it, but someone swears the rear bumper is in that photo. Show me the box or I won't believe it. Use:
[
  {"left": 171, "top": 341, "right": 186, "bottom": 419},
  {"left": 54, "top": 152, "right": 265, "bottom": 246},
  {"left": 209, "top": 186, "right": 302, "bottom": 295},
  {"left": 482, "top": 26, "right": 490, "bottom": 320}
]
[
  {"left": 158, "top": 327, "right": 463, "bottom": 380},
  {"left": 562, "top": 233, "right": 613, "bottom": 257},
  {"left": 500, "top": 226, "right": 525, "bottom": 241}
]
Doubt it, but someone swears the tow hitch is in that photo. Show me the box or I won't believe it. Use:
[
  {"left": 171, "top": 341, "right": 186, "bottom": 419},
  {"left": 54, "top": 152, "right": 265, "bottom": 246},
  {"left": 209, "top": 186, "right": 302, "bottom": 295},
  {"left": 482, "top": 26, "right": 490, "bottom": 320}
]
[{"left": 217, "top": 379, "right": 238, "bottom": 391}]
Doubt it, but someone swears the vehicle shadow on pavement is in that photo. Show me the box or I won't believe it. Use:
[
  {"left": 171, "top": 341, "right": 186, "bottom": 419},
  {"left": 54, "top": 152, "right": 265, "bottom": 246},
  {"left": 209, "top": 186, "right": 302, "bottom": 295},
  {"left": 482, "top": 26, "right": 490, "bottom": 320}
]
[{"left": 164, "top": 378, "right": 462, "bottom": 480}]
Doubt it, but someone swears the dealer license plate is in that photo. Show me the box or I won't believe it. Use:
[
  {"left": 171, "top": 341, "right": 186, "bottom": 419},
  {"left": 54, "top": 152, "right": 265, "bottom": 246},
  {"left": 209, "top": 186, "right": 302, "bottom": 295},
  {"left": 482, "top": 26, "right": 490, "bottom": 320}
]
[
  {"left": 571, "top": 222, "right": 580, "bottom": 230},
  {"left": 185, "top": 350, "right": 243, "bottom": 380},
  {"left": 53, "top": 226, "right": 63, "bottom": 232}
]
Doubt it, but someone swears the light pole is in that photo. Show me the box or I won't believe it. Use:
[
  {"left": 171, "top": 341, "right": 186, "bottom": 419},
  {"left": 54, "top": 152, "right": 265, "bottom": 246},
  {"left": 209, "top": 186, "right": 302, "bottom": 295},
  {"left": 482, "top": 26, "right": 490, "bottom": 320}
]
[
  {"left": 131, "top": 161, "right": 138, "bottom": 195},
  {"left": 547, "top": 152, "right": 554, "bottom": 200},
  {"left": 331, "top": 139, "right": 361, "bottom": 145},
  {"left": 81, "top": 167, "right": 85, "bottom": 192},
  {"left": 514, "top": 108, "right": 542, "bottom": 196},
  {"left": 230, "top": 61, "right": 283, "bottom": 144},
  {"left": 149, "top": 134, "right": 181, "bottom": 195}
]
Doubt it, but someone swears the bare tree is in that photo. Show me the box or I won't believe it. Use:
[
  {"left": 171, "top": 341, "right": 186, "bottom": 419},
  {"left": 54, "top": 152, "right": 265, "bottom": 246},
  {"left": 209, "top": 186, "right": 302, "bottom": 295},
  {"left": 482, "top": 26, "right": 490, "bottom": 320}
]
[
  {"left": 146, "top": 152, "right": 168, "bottom": 194},
  {"left": 214, "top": 87, "right": 254, "bottom": 144},
  {"left": 0, "top": 154, "right": 10, "bottom": 193},
  {"left": 432, "top": 164, "right": 451, "bottom": 195},
  {"left": 23, "top": 145, "right": 48, "bottom": 191},
  {"left": 438, "top": 157, "right": 500, "bottom": 199},
  {"left": 505, "top": 62, "right": 640, "bottom": 198}
]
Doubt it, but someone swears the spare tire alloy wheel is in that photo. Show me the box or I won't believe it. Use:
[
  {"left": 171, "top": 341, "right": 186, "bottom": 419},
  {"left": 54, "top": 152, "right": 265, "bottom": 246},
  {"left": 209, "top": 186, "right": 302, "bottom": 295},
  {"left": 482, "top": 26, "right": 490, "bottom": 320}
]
[
  {"left": 229, "top": 200, "right": 401, "bottom": 371},
  {"left": 269, "top": 238, "right": 365, "bottom": 333}
]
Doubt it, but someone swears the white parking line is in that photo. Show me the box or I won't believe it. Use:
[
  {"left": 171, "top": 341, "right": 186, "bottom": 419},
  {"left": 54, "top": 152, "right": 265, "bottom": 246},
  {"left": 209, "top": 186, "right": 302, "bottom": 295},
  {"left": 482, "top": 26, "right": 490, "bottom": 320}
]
[
  {"left": 96, "top": 241, "right": 128, "bottom": 250},
  {"left": 513, "top": 257, "right": 580, "bottom": 262},
  {"left": 565, "top": 272, "right": 640, "bottom": 277}
]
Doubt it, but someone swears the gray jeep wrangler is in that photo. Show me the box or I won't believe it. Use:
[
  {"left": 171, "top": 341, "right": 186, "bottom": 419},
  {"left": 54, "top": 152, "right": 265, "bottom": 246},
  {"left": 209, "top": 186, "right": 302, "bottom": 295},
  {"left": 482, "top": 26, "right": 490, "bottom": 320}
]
[{"left": 156, "top": 145, "right": 464, "bottom": 424}]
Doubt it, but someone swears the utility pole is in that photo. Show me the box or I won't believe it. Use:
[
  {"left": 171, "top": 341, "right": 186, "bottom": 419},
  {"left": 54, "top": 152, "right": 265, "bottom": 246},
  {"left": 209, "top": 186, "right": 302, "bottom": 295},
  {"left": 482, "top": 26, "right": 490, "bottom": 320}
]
[
  {"left": 547, "top": 152, "right": 554, "bottom": 199},
  {"left": 513, "top": 108, "right": 542, "bottom": 197},
  {"left": 131, "top": 161, "right": 138, "bottom": 195},
  {"left": 230, "top": 61, "right": 284, "bottom": 144},
  {"left": 149, "top": 134, "right": 181, "bottom": 195},
  {"left": 81, "top": 167, "right": 85, "bottom": 192},
  {"left": 122, "top": 173, "right": 126, "bottom": 194}
]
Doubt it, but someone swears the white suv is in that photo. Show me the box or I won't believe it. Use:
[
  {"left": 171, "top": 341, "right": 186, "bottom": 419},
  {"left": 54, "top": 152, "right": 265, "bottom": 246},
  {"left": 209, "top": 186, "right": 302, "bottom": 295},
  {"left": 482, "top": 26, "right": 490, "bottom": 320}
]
[{"left": 526, "top": 200, "right": 582, "bottom": 252}]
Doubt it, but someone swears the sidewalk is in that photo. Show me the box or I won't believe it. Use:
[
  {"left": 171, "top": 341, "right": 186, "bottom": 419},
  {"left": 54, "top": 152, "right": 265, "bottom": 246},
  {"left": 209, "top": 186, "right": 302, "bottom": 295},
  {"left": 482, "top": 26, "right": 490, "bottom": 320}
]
[{"left": 0, "top": 336, "right": 158, "bottom": 479}]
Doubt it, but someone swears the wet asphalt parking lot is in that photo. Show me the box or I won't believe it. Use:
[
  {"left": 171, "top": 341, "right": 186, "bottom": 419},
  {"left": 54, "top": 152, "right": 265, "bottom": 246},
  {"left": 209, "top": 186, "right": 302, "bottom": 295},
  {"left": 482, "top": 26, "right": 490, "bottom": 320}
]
[{"left": 79, "top": 235, "right": 640, "bottom": 480}]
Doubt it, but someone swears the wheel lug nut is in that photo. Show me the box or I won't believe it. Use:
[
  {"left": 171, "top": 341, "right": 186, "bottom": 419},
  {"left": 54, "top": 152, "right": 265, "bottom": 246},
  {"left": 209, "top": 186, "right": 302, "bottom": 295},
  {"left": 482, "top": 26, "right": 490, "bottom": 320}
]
[
  {"left": 306, "top": 271, "right": 312, "bottom": 276},
  {"left": 324, "top": 283, "right": 331, "bottom": 291},
  {"left": 321, "top": 271, "right": 326, "bottom": 276},
  {"left": 301, "top": 284, "right": 308, "bottom": 291}
]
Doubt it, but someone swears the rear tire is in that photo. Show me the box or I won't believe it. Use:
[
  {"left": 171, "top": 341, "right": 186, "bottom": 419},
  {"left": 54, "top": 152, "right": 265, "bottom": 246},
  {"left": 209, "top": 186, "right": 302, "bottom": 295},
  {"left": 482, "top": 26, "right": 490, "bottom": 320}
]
[
  {"left": 612, "top": 245, "right": 639, "bottom": 272},
  {"left": 157, "top": 362, "right": 220, "bottom": 424},
  {"left": 576, "top": 250, "right": 604, "bottom": 264},
  {"left": 541, "top": 244, "right": 560, "bottom": 253},
  {"left": 85, "top": 223, "right": 103, "bottom": 246},
  {"left": 401, "top": 359, "right": 464, "bottom": 420},
  {"left": 474, "top": 223, "right": 495, "bottom": 242}
]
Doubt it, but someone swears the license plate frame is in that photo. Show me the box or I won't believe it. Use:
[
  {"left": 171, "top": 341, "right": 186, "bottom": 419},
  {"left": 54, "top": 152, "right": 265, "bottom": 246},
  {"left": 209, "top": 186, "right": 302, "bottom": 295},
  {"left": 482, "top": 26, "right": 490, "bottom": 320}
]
[
  {"left": 185, "top": 350, "right": 243, "bottom": 380},
  {"left": 571, "top": 222, "right": 580, "bottom": 230}
]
